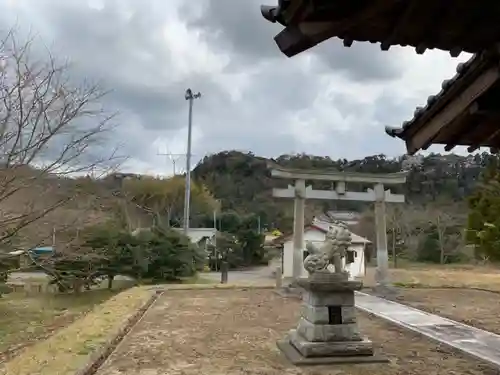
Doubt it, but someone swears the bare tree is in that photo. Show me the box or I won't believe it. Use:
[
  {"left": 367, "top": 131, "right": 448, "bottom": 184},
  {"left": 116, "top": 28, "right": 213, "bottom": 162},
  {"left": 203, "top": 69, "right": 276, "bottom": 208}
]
[
  {"left": 0, "top": 31, "right": 122, "bottom": 250},
  {"left": 386, "top": 205, "right": 404, "bottom": 267},
  {"left": 426, "top": 204, "right": 465, "bottom": 264}
]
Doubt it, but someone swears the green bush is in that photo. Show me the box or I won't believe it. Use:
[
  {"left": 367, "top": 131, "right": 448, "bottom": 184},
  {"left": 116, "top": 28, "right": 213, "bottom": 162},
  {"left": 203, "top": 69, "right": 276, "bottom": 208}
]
[
  {"left": 44, "top": 224, "right": 205, "bottom": 291},
  {"left": 136, "top": 227, "right": 205, "bottom": 281},
  {"left": 206, "top": 232, "right": 242, "bottom": 270}
]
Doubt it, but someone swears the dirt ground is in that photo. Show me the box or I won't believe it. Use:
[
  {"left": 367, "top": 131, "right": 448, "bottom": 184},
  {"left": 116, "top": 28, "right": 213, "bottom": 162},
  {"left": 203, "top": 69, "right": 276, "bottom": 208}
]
[
  {"left": 95, "top": 289, "right": 496, "bottom": 375},
  {"left": 396, "top": 287, "right": 500, "bottom": 335}
]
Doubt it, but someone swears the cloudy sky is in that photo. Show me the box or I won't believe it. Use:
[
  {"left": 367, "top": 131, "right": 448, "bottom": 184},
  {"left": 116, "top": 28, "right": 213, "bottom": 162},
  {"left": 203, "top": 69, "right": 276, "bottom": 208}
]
[{"left": 0, "top": 0, "right": 473, "bottom": 175}]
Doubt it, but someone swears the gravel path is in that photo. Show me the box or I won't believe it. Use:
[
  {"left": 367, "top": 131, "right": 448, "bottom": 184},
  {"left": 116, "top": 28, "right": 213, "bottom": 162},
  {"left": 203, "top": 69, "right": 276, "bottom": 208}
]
[{"left": 94, "top": 289, "right": 496, "bottom": 375}]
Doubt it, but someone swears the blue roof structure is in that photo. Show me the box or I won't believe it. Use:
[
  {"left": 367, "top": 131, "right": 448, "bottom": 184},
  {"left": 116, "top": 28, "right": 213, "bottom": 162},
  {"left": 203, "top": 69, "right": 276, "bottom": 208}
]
[{"left": 30, "top": 246, "right": 54, "bottom": 255}]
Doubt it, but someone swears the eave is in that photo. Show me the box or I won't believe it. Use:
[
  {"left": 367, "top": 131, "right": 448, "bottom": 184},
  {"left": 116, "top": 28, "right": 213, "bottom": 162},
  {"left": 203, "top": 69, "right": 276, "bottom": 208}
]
[
  {"left": 386, "top": 48, "right": 500, "bottom": 154},
  {"left": 261, "top": 0, "right": 500, "bottom": 57}
]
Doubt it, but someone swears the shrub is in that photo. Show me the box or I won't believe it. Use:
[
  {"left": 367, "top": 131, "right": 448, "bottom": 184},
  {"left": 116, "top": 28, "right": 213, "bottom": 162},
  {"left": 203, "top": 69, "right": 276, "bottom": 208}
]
[
  {"left": 45, "top": 224, "right": 205, "bottom": 291},
  {"left": 138, "top": 227, "right": 205, "bottom": 281}
]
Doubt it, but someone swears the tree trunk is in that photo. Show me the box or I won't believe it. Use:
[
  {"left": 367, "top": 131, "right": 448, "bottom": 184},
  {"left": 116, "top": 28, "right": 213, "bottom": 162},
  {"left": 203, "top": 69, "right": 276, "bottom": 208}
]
[
  {"left": 73, "top": 279, "right": 83, "bottom": 294},
  {"left": 167, "top": 207, "right": 172, "bottom": 228},
  {"left": 391, "top": 230, "right": 397, "bottom": 268},
  {"left": 107, "top": 275, "right": 114, "bottom": 290},
  {"left": 437, "top": 216, "right": 445, "bottom": 264},
  {"left": 58, "top": 282, "right": 66, "bottom": 293}
]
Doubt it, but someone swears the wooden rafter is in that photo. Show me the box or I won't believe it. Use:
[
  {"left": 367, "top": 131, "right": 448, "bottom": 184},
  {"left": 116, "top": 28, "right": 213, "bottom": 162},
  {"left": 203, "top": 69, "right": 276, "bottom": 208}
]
[
  {"left": 414, "top": 1, "right": 451, "bottom": 55},
  {"left": 264, "top": 0, "right": 500, "bottom": 57},
  {"left": 461, "top": 4, "right": 500, "bottom": 55},
  {"left": 275, "top": 0, "right": 396, "bottom": 57},
  {"left": 468, "top": 125, "right": 500, "bottom": 152},
  {"left": 442, "top": 103, "right": 479, "bottom": 151},
  {"left": 443, "top": 4, "right": 482, "bottom": 57},
  {"left": 380, "top": 0, "right": 418, "bottom": 51},
  {"left": 331, "top": 0, "right": 398, "bottom": 45}
]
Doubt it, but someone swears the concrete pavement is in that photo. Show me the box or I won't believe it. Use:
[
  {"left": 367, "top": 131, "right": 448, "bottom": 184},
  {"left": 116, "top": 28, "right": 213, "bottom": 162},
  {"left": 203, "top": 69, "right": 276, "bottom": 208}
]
[
  {"left": 356, "top": 291, "right": 500, "bottom": 369},
  {"left": 202, "top": 266, "right": 275, "bottom": 285}
]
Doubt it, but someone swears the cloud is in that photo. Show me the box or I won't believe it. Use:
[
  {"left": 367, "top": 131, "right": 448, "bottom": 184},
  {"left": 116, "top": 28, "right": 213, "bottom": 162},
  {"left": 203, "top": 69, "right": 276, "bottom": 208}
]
[{"left": 0, "top": 0, "right": 473, "bottom": 175}]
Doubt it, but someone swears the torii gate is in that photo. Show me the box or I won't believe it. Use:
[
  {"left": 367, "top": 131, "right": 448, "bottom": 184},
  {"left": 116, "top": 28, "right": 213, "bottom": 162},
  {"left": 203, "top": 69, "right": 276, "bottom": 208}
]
[{"left": 270, "top": 164, "right": 406, "bottom": 292}]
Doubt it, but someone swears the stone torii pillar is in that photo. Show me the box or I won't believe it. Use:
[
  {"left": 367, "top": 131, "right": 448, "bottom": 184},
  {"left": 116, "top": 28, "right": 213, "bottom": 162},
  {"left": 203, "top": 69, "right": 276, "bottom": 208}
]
[
  {"left": 374, "top": 183, "right": 390, "bottom": 292},
  {"left": 292, "top": 179, "right": 306, "bottom": 282}
]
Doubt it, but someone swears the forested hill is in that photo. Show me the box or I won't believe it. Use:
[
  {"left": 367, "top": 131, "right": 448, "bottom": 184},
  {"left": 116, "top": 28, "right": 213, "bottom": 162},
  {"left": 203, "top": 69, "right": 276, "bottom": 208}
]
[{"left": 192, "top": 150, "right": 493, "bottom": 231}]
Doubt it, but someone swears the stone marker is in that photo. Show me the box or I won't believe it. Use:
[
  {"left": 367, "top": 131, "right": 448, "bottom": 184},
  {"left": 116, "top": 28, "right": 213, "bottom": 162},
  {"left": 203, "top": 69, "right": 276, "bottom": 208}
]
[
  {"left": 275, "top": 266, "right": 282, "bottom": 288},
  {"left": 220, "top": 261, "right": 228, "bottom": 284},
  {"left": 277, "top": 222, "right": 388, "bottom": 365}
]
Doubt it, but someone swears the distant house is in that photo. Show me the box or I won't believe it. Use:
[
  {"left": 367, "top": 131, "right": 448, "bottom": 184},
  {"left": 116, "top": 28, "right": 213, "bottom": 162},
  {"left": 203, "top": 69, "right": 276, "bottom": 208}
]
[
  {"left": 7, "top": 246, "right": 54, "bottom": 269},
  {"left": 273, "top": 219, "right": 370, "bottom": 280},
  {"left": 172, "top": 228, "right": 217, "bottom": 246},
  {"left": 264, "top": 234, "right": 279, "bottom": 246},
  {"left": 132, "top": 227, "right": 217, "bottom": 249}
]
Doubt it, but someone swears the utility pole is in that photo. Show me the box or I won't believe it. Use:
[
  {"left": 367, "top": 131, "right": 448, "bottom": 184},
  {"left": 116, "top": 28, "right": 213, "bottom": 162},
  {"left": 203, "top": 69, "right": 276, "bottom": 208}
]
[
  {"left": 183, "top": 88, "right": 201, "bottom": 234},
  {"left": 157, "top": 149, "right": 185, "bottom": 176},
  {"left": 213, "top": 203, "right": 218, "bottom": 271}
]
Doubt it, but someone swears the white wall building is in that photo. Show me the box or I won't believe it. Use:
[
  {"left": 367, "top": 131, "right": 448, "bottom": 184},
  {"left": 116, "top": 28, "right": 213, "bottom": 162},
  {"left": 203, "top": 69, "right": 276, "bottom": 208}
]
[
  {"left": 278, "top": 220, "right": 370, "bottom": 280},
  {"left": 132, "top": 227, "right": 217, "bottom": 245},
  {"left": 173, "top": 228, "right": 217, "bottom": 244}
]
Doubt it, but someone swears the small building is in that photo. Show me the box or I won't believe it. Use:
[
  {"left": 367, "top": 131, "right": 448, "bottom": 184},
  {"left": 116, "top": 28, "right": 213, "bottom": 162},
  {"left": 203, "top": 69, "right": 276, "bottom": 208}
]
[
  {"left": 172, "top": 228, "right": 217, "bottom": 245},
  {"left": 274, "top": 220, "right": 370, "bottom": 280},
  {"left": 131, "top": 227, "right": 217, "bottom": 252},
  {"left": 264, "top": 233, "right": 279, "bottom": 246},
  {"left": 8, "top": 246, "right": 54, "bottom": 269}
]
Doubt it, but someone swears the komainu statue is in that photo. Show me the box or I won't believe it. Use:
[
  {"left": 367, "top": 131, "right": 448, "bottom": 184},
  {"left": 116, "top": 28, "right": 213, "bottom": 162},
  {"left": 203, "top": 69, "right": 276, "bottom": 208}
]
[{"left": 303, "top": 221, "right": 352, "bottom": 275}]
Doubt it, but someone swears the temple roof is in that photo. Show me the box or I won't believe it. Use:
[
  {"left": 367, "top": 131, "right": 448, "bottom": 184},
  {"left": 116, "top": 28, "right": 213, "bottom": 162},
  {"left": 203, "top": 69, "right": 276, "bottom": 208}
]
[
  {"left": 261, "top": 0, "right": 500, "bottom": 57},
  {"left": 386, "top": 48, "right": 500, "bottom": 154}
]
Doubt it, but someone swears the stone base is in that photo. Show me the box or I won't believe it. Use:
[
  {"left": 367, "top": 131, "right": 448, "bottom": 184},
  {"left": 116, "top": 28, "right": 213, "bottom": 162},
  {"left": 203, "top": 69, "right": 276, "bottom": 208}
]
[
  {"left": 281, "top": 277, "right": 295, "bottom": 288},
  {"left": 297, "top": 318, "right": 362, "bottom": 342},
  {"left": 277, "top": 334, "right": 389, "bottom": 366},
  {"left": 289, "top": 330, "right": 373, "bottom": 357},
  {"left": 274, "top": 286, "right": 302, "bottom": 299}
]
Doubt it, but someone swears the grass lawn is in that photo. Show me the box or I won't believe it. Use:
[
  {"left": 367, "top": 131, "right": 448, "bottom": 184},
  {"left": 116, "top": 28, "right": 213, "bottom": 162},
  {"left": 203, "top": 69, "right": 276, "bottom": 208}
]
[
  {"left": 0, "top": 289, "right": 120, "bottom": 363},
  {"left": 0, "top": 272, "right": 213, "bottom": 364},
  {"left": 0, "top": 287, "right": 153, "bottom": 375}
]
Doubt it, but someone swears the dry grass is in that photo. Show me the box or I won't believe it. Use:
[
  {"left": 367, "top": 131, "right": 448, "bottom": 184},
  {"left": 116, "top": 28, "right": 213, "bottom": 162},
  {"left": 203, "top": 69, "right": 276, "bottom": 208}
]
[
  {"left": 0, "top": 171, "right": 140, "bottom": 248},
  {"left": 363, "top": 265, "right": 500, "bottom": 291},
  {"left": 94, "top": 289, "right": 496, "bottom": 375},
  {"left": 0, "top": 290, "right": 119, "bottom": 362},
  {"left": 0, "top": 286, "right": 153, "bottom": 375},
  {"left": 396, "top": 288, "right": 500, "bottom": 335}
]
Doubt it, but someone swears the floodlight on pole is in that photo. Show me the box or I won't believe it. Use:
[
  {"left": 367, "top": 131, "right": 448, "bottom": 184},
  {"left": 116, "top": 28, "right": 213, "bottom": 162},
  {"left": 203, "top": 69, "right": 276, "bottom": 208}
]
[{"left": 183, "top": 88, "right": 201, "bottom": 234}]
